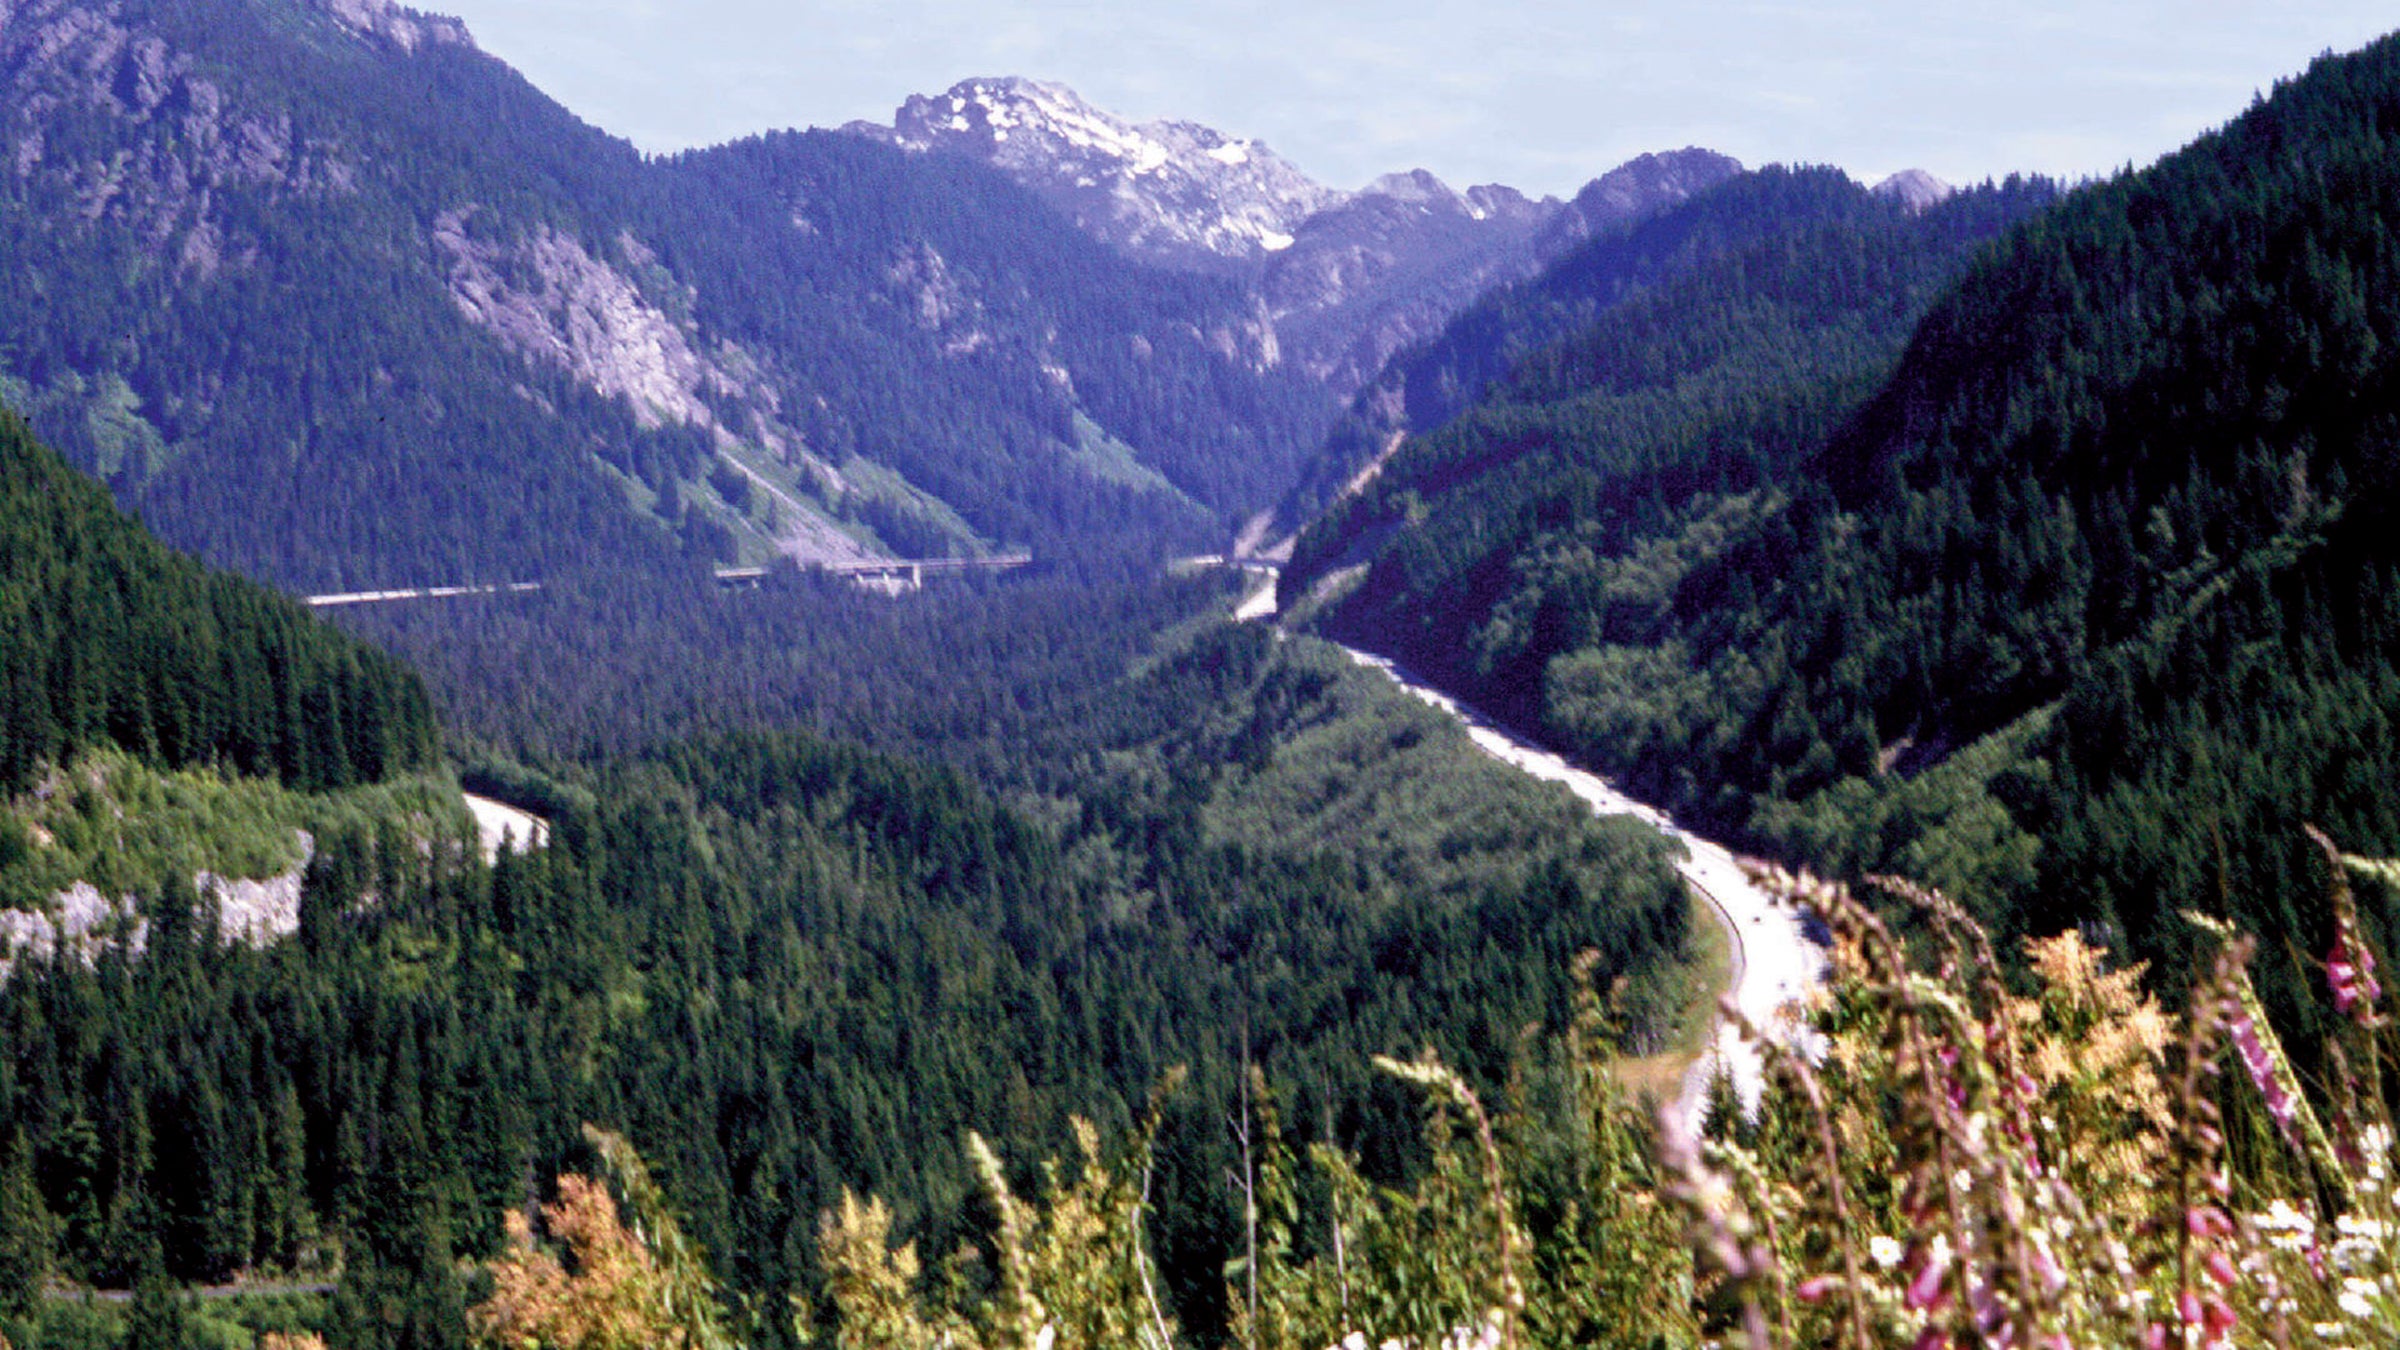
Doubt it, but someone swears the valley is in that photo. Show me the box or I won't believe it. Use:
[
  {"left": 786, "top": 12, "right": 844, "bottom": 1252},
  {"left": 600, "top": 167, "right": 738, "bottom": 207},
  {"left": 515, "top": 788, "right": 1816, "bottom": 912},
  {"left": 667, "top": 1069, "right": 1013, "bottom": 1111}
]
[{"left": 4, "top": 4, "right": 2400, "bottom": 1348}]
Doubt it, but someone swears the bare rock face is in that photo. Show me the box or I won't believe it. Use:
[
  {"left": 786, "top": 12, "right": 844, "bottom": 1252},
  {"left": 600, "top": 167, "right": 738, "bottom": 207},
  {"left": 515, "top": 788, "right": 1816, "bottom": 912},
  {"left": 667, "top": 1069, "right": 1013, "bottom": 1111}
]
[
  {"left": 434, "top": 208, "right": 739, "bottom": 430},
  {"left": 860, "top": 76, "right": 1344, "bottom": 272},
  {"left": 1871, "top": 168, "right": 1955, "bottom": 214},
  {"left": 320, "top": 0, "right": 472, "bottom": 54},
  {"left": 0, "top": 831, "right": 315, "bottom": 982},
  {"left": 429, "top": 209, "right": 898, "bottom": 565},
  {"left": 885, "top": 240, "right": 995, "bottom": 357}
]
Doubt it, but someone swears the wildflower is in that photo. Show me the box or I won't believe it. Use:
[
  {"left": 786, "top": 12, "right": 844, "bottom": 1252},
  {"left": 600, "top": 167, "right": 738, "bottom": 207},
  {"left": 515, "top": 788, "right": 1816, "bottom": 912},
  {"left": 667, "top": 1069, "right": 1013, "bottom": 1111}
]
[
  {"left": 2185, "top": 1206, "right": 2233, "bottom": 1240},
  {"left": 2225, "top": 1015, "right": 2301, "bottom": 1146},
  {"left": 2201, "top": 1296, "right": 2235, "bottom": 1344},
  {"left": 1905, "top": 1235, "right": 1953, "bottom": 1313},
  {"left": 2338, "top": 1277, "right": 2377, "bottom": 1319},
  {"left": 2335, "top": 1214, "right": 2391, "bottom": 1240},
  {"left": 1869, "top": 1235, "right": 1904, "bottom": 1269},
  {"left": 2030, "top": 1241, "right": 2065, "bottom": 1294},
  {"left": 2327, "top": 899, "right": 2385, "bottom": 1024},
  {"left": 2253, "top": 1198, "right": 2311, "bottom": 1232}
]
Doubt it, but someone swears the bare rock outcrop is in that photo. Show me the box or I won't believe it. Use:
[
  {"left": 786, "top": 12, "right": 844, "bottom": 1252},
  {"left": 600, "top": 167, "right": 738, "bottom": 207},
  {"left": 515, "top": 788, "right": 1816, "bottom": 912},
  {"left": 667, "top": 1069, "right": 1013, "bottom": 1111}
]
[{"left": 0, "top": 830, "right": 314, "bottom": 982}]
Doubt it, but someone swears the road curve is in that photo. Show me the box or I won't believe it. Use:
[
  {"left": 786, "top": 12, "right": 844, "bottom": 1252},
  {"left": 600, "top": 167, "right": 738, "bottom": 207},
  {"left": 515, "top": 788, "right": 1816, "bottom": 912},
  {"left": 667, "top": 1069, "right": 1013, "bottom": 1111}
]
[
  {"left": 1332, "top": 645, "right": 1826, "bottom": 1133},
  {"left": 462, "top": 792, "right": 550, "bottom": 863},
  {"left": 1222, "top": 564, "right": 1825, "bottom": 1132}
]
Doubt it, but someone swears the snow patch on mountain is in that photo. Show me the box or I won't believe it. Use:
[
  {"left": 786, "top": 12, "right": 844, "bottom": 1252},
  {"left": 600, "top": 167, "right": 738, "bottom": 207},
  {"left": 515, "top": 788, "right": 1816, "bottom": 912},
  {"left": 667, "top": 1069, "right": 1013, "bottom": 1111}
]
[
  {"left": 859, "top": 76, "right": 1344, "bottom": 270},
  {"left": 848, "top": 80, "right": 1752, "bottom": 406}
]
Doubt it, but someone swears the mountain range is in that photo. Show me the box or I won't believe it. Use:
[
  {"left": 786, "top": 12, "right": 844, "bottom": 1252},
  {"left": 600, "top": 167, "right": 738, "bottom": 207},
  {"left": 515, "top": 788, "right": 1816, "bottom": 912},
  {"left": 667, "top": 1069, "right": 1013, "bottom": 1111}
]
[
  {"left": 0, "top": 4, "right": 1943, "bottom": 593},
  {"left": 845, "top": 76, "right": 1760, "bottom": 394},
  {"left": 13, "top": 2, "right": 2400, "bottom": 1344},
  {"left": 0, "top": 0, "right": 1321, "bottom": 588}
]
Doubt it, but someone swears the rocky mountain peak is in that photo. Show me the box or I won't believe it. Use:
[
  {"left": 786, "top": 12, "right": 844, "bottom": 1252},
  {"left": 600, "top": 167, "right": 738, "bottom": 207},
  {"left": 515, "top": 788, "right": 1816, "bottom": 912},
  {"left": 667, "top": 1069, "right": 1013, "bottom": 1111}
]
[
  {"left": 854, "top": 76, "right": 1343, "bottom": 271},
  {"left": 1361, "top": 168, "right": 1456, "bottom": 206},
  {"left": 318, "top": 0, "right": 475, "bottom": 54},
  {"left": 1871, "top": 168, "right": 1955, "bottom": 213},
  {"left": 1355, "top": 170, "right": 1549, "bottom": 225},
  {"left": 1536, "top": 147, "right": 1746, "bottom": 259}
]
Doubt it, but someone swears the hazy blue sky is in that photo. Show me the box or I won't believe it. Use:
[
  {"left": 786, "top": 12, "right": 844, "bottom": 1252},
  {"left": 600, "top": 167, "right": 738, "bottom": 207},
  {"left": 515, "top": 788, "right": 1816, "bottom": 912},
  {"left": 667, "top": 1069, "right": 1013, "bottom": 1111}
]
[{"left": 431, "top": 1, "right": 2397, "bottom": 195}]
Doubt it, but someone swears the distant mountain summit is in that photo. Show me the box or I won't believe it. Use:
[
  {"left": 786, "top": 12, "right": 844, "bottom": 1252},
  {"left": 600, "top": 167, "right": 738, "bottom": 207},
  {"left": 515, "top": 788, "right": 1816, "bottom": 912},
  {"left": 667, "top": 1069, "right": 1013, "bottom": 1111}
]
[
  {"left": 1536, "top": 149, "right": 1747, "bottom": 259},
  {"left": 0, "top": 0, "right": 1346, "bottom": 586},
  {"left": 851, "top": 77, "right": 1342, "bottom": 271},
  {"left": 1871, "top": 168, "right": 1955, "bottom": 213},
  {"left": 848, "top": 81, "right": 1745, "bottom": 398}
]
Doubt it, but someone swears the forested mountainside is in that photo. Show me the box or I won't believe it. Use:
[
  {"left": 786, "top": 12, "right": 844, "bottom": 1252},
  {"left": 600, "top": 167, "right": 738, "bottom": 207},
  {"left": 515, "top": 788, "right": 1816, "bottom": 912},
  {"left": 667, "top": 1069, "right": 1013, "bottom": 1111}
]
[
  {"left": 0, "top": 409, "right": 436, "bottom": 793},
  {"left": 0, "top": 0, "right": 1334, "bottom": 590},
  {"left": 1279, "top": 165, "right": 2056, "bottom": 574},
  {"left": 1290, "top": 34, "right": 2400, "bottom": 1032}
]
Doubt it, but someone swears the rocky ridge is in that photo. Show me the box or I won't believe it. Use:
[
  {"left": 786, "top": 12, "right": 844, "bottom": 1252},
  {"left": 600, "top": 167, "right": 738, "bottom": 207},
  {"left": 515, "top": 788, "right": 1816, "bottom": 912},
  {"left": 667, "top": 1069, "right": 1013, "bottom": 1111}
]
[
  {"left": 852, "top": 77, "right": 1343, "bottom": 271},
  {"left": 848, "top": 79, "right": 1751, "bottom": 401},
  {"left": 0, "top": 0, "right": 362, "bottom": 279}
]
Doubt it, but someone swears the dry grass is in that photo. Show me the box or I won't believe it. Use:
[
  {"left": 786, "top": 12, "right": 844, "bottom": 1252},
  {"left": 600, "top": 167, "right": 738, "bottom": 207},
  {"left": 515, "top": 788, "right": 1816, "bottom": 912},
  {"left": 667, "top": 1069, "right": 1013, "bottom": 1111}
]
[{"left": 1612, "top": 891, "right": 1734, "bottom": 1105}]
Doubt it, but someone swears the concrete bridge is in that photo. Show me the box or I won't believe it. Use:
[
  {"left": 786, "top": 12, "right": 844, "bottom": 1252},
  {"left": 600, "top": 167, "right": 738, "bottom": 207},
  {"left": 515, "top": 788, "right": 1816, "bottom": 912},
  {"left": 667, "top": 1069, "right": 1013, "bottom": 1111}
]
[
  {"left": 303, "top": 581, "right": 544, "bottom": 608},
  {"left": 714, "top": 554, "right": 1033, "bottom": 594}
]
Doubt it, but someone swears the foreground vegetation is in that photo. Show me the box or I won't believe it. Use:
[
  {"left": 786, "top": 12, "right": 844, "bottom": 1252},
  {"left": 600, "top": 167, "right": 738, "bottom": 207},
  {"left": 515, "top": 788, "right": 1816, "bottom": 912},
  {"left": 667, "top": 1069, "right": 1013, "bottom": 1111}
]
[{"left": 454, "top": 836, "right": 2400, "bottom": 1350}]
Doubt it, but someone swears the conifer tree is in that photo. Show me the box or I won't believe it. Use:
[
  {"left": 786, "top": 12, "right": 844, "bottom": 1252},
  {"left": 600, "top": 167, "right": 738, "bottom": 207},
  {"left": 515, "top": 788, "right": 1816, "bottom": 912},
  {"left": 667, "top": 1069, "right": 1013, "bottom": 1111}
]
[{"left": 0, "top": 1135, "right": 52, "bottom": 1318}]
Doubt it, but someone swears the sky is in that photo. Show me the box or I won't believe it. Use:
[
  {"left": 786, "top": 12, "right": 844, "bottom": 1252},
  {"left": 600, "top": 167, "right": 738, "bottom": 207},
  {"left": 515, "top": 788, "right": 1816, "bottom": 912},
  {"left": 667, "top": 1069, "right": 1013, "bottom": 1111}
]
[{"left": 428, "top": 1, "right": 2399, "bottom": 196}]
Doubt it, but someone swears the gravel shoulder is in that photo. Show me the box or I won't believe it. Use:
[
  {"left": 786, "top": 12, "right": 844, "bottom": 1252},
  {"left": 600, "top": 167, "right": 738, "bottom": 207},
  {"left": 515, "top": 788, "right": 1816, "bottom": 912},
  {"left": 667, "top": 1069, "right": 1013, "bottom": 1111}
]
[
  {"left": 1335, "top": 646, "right": 1825, "bottom": 1135},
  {"left": 462, "top": 792, "right": 550, "bottom": 862}
]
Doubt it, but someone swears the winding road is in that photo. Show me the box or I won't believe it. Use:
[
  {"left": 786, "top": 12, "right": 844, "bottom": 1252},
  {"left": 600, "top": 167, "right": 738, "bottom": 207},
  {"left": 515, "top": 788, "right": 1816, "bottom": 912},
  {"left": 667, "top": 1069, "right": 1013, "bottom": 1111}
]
[
  {"left": 1231, "top": 568, "right": 1823, "bottom": 1133},
  {"left": 462, "top": 792, "right": 551, "bottom": 863}
]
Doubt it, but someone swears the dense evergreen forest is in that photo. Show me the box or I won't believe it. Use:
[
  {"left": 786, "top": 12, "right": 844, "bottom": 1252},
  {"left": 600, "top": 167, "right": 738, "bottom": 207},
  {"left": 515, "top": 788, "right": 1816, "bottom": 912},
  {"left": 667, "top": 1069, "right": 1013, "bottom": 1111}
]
[
  {"left": 0, "top": 629, "right": 1688, "bottom": 1348},
  {"left": 0, "top": 410, "right": 1693, "bottom": 1346},
  {"left": 1288, "top": 36, "right": 2400, "bottom": 1035},
  {"left": 0, "top": 409, "right": 436, "bottom": 794}
]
